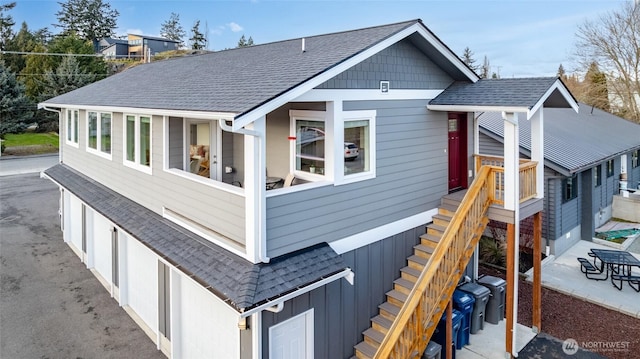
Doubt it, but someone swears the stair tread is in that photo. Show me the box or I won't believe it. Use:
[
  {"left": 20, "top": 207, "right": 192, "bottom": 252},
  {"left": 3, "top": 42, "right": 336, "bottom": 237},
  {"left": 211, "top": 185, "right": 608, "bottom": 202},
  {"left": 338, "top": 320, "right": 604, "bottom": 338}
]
[
  {"left": 386, "top": 289, "right": 408, "bottom": 302},
  {"left": 439, "top": 203, "right": 459, "bottom": 213},
  {"left": 421, "top": 233, "right": 442, "bottom": 243},
  {"left": 400, "top": 266, "right": 421, "bottom": 278},
  {"left": 433, "top": 213, "right": 452, "bottom": 221},
  {"left": 354, "top": 341, "right": 377, "bottom": 358},
  {"left": 414, "top": 243, "right": 435, "bottom": 254},
  {"left": 379, "top": 301, "right": 401, "bottom": 316},
  {"left": 408, "top": 254, "right": 428, "bottom": 266},
  {"left": 426, "top": 223, "right": 447, "bottom": 232},
  {"left": 393, "top": 277, "right": 415, "bottom": 290},
  {"left": 363, "top": 328, "right": 386, "bottom": 344},
  {"left": 371, "top": 314, "right": 393, "bottom": 329}
]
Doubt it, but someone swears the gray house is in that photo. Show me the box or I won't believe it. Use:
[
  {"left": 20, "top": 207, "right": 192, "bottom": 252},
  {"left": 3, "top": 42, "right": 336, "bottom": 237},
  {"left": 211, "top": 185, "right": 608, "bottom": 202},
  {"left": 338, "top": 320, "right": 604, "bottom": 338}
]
[
  {"left": 478, "top": 103, "right": 640, "bottom": 255},
  {"left": 128, "top": 34, "right": 180, "bottom": 60},
  {"left": 39, "top": 20, "right": 576, "bottom": 359},
  {"left": 98, "top": 38, "right": 129, "bottom": 59}
]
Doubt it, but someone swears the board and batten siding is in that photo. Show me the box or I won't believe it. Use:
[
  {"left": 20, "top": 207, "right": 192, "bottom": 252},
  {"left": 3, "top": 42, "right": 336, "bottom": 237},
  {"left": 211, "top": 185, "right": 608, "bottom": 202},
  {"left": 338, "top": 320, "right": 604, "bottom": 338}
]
[
  {"left": 315, "top": 38, "right": 452, "bottom": 90},
  {"left": 266, "top": 100, "right": 448, "bottom": 257},
  {"left": 261, "top": 225, "right": 424, "bottom": 359},
  {"left": 60, "top": 110, "right": 246, "bottom": 248}
]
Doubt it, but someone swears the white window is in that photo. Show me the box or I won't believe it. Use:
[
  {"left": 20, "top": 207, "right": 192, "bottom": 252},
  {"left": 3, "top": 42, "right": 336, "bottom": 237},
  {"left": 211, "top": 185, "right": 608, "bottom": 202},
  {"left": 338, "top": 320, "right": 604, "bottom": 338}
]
[
  {"left": 339, "top": 110, "right": 376, "bottom": 184},
  {"left": 291, "top": 110, "right": 328, "bottom": 180},
  {"left": 86, "top": 111, "right": 112, "bottom": 158},
  {"left": 124, "top": 114, "right": 152, "bottom": 173},
  {"left": 66, "top": 109, "right": 79, "bottom": 147}
]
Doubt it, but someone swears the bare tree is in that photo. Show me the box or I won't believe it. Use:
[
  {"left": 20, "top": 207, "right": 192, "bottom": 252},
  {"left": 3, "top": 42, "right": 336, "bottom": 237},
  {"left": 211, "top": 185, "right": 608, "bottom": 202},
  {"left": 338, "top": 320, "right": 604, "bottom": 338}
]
[{"left": 575, "top": 2, "right": 640, "bottom": 122}]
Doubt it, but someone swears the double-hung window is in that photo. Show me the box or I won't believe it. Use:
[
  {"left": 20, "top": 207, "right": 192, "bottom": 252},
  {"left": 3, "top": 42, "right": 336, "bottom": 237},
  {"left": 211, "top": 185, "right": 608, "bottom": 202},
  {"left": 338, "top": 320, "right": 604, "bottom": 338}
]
[
  {"left": 342, "top": 110, "right": 376, "bottom": 183},
  {"left": 86, "top": 111, "right": 111, "bottom": 158},
  {"left": 66, "top": 109, "right": 79, "bottom": 147},
  {"left": 291, "top": 111, "right": 327, "bottom": 178},
  {"left": 124, "top": 115, "right": 152, "bottom": 173}
]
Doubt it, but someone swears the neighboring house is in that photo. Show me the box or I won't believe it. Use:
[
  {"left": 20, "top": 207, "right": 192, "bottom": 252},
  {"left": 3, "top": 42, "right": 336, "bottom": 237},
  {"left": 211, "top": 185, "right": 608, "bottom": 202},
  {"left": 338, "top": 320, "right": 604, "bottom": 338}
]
[
  {"left": 127, "top": 34, "right": 180, "bottom": 60},
  {"left": 39, "top": 20, "right": 576, "bottom": 359},
  {"left": 478, "top": 104, "right": 640, "bottom": 255},
  {"left": 98, "top": 38, "right": 129, "bottom": 60}
]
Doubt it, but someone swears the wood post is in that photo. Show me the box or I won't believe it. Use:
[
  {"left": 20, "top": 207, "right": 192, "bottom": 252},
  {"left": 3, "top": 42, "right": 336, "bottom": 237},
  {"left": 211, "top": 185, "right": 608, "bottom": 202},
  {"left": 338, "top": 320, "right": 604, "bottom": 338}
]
[
  {"left": 505, "top": 223, "right": 515, "bottom": 358},
  {"left": 446, "top": 300, "right": 452, "bottom": 359},
  {"left": 533, "top": 212, "right": 542, "bottom": 332}
]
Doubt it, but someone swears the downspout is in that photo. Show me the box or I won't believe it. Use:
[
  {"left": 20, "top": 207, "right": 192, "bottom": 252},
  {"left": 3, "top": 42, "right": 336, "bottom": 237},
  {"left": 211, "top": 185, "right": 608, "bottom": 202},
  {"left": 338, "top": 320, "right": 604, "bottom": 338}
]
[
  {"left": 39, "top": 105, "right": 62, "bottom": 164},
  {"left": 218, "top": 119, "right": 269, "bottom": 263}
]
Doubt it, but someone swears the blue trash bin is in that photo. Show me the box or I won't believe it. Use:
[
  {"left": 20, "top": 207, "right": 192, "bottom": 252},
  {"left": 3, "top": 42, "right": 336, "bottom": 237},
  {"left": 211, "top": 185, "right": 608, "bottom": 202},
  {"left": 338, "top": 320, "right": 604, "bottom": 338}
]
[
  {"left": 433, "top": 309, "right": 462, "bottom": 359},
  {"left": 452, "top": 289, "right": 475, "bottom": 349}
]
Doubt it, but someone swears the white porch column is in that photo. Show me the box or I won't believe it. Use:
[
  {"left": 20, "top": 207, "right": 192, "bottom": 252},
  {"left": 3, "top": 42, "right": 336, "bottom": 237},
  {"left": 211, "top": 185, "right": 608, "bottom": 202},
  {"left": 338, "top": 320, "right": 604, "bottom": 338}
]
[
  {"left": 530, "top": 108, "right": 544, "bottom": 199},
  {"left": 244, "top": 116, "right": 267, "bottom": 263},
  {"left": 503, "top": 111, "right": 520, "bottom": 358}
]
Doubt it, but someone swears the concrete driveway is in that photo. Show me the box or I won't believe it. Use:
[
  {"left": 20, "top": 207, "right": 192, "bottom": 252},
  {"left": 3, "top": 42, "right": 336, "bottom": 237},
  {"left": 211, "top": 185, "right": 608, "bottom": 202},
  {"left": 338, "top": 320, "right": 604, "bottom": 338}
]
[{"left": 0, "top": 173, "right": 164, "bottom": 359}]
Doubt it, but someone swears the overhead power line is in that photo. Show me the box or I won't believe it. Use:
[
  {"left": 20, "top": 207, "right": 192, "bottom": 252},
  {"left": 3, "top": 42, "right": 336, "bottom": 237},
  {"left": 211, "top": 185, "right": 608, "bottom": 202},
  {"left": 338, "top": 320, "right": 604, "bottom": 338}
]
[{"left": 1, "top": 51, "right": 104, "bottom": 57}]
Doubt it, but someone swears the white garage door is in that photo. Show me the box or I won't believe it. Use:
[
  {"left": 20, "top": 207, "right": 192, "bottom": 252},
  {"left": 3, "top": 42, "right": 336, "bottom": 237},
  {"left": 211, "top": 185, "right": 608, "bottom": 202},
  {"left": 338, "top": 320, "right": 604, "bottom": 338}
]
[
  {"left": 124, "top": 234, "right": 158, "bottom": 333},
  {"left": 92, "top": 212, "right": 112, "bottom": 286},
  {"left": 66, "top": 192, "right": 83, "bottom": 256}
]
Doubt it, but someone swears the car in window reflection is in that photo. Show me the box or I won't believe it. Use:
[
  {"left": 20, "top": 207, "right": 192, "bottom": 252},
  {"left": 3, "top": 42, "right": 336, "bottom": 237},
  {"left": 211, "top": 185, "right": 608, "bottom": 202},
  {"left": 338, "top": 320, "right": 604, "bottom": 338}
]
[{"left": 344, "top": 142, "right": 359, "bottom": 161}]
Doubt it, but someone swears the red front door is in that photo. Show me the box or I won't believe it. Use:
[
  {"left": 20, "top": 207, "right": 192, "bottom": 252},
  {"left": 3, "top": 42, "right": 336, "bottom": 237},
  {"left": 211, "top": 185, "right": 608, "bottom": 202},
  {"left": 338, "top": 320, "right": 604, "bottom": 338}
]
[{"left": 448, "top": 113, "right": 467, "bottom": 191}]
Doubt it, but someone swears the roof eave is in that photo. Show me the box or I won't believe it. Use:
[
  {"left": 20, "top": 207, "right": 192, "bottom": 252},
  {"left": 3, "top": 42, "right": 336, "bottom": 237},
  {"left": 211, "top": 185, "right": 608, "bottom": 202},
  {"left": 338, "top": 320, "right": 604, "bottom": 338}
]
[
  {"left": 527, "top": 78, "right": 579, "bottom": 119},
  {"left": 427, "top": 104, "right": 530, "bottom": 113},
  {"left": 38, "top": 103, "right": 237, "bottom": 121}
]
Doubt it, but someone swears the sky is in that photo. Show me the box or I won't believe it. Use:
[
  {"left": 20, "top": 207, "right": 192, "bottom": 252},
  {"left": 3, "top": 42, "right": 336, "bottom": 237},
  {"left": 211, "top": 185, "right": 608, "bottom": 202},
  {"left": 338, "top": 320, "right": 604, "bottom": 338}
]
[{"left": 9, "top": 0, "right": 630, "bottom": 77}]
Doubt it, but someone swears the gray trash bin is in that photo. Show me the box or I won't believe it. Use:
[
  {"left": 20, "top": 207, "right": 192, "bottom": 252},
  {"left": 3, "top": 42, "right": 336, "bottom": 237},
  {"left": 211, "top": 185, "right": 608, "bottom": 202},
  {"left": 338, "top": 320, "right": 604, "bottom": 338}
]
[
  {"left": 459, "top": 282, "right": 490, "bottom": 334},
  {"left": 422, "top": 341, "right": 442, "bottom": 359},
  {"left": 478, "top": 275, "right": 506, "bottom": 324}
]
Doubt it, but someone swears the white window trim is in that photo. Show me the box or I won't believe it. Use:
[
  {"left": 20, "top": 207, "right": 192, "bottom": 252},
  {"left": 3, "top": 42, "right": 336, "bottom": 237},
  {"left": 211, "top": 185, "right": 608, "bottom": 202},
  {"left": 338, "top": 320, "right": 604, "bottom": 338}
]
[
  {"left": 65, "top": 109, "right": 79, "bottom": 148},
  {"left": 85, "top": 111, "right": 113, "bottom": 160},
  {"left": 290, "top": 110, "right": 330, "bottom": 182},
  {"left": 335, "top": 110, "right": 376, "bottom": 185},
  {"left": 268, "top": 309, "right": 314, "bottom": 359},
  {"left": 123, "top": 114, "right": 152, "bottom": 175}
]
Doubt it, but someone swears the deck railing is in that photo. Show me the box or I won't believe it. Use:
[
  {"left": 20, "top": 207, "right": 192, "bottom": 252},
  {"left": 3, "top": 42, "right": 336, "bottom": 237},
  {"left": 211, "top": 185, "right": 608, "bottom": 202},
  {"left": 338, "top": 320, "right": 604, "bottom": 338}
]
[
  {"left": 474, "top": 154, "right": 538, "bottom": 204},
  {"left": 374, "top": 165, "right": 495, "bottom": 358}
]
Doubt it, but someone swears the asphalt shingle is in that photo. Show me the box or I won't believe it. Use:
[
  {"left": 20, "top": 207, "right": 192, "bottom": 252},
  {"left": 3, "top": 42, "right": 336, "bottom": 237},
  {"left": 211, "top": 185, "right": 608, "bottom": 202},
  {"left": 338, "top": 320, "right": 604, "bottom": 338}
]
[{"left": 44, "top": 164, "right": 347, "bottom": 312}]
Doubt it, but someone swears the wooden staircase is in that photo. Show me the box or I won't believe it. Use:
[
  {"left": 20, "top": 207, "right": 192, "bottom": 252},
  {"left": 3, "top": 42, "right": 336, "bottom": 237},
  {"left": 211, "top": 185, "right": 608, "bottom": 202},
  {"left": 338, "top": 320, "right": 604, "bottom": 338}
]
[{"left": 353, "top": 166, "right": 495, "bottom": 359}]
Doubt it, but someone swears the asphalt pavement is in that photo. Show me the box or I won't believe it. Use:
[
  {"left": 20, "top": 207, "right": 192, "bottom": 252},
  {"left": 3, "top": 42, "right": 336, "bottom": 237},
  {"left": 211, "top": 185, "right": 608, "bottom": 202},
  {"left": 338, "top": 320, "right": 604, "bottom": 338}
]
[
  {"left": 0, "top": 153, "right": 59, "bottom": 177},
  {"left": 0, "top": 172, "right": 164, "bottom": 358}
]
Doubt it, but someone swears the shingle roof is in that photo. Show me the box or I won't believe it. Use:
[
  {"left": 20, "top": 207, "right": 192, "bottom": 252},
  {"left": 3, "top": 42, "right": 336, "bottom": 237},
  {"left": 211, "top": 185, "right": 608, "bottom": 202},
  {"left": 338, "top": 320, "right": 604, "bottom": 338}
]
[
  {"left": 42, "top": 20, "right": 420, "bottom": 115},
  {"left": 478, "top": 103, "right": 640, "bottom": 174},
  {"left": 430, "top": 77, "right": 575, "bottom": 109},
  {"left": 44, "top": 164, "right": 347, "bottom": 312}
]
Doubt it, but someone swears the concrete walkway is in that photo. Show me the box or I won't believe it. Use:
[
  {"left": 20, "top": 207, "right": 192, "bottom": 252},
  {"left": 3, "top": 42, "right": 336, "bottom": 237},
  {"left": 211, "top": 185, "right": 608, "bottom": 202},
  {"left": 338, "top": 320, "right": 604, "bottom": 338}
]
[{"left": 457, "top": 321, "right": 536, "bottom": 359}]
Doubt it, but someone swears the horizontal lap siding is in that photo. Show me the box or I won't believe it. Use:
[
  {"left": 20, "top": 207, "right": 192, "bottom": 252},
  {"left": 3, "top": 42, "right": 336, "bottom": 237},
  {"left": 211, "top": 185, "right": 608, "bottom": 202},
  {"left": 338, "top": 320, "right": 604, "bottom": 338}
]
[
  {"left": 261, "top": 226, "right": 423, "bottom": 359},
  {"left": 61, "top": 111, "right": 246, "bottom": 247},
  {"left": 266, "top": 100, "right": 446, "bottom": 257}
]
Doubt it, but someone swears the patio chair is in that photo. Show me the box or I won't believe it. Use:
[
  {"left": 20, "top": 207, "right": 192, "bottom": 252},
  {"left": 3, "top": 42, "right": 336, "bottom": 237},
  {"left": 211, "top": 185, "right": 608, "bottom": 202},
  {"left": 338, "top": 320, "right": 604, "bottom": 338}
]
[{"left": 577, "top": 257, "right": 606, "bottom": 280}]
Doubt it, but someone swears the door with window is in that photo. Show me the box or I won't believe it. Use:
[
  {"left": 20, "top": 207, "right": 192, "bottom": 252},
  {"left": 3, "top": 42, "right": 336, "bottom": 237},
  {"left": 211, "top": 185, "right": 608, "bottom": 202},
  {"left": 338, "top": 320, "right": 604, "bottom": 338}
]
[
  {"left": 448, "top": 113, "right": 467, "bottom": 191},
  {"left": 187, "top": 121, "right": 219, "bottom": 180}
]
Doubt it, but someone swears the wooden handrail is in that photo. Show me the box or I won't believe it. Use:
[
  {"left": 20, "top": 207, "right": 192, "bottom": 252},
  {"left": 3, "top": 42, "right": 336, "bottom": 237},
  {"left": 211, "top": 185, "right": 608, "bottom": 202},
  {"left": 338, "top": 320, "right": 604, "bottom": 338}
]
[
  {"left": 475, "top": 155, "right": 538, "bottom": 204},
  {"left": 374, "top": 165, "right": 496, "bottom": 358}
]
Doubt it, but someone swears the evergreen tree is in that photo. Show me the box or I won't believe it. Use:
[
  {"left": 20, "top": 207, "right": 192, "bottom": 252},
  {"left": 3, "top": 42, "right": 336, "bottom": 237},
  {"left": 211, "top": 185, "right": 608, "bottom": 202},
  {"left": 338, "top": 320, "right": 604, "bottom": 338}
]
[
  {"left": 480, "top": 55, "right": 490, "bottom": 79},
  {"left": 39, "top": 55, "right": 96, "bottom": 99},
  {"left": 557, "top": 64, "right": 566, "bottom": 79},
  {"left": 0, "top": 2, "right": 16, "bottom": 49},
  {"left": 160, "top": 12, "right": 185, "bottom": 48},
  {"left": 461, "top": 46, "right": 477, "bottom": 72},
  {"left": 55, "top": 0, "right": 119, "bottom": 45},
  {"left": 584, "top": 61, "right": 610, "bottom": 111},
  {"left": 4, "top": 22, "right": 38, "bottom": 74},
  {"left": 237, "top": 34, "right": 254, "bottom": 48},
  {"left": 0, "top": 60, "right": 33, "bottom": 135},
  {"left": 189, "top": 20, "right": 206, "bottom": 50}
]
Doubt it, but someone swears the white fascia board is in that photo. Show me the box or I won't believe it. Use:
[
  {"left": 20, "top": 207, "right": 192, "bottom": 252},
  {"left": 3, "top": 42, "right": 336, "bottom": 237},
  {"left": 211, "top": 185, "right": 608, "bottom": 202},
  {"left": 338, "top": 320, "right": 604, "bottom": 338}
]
[
  {"left": 413, "top": 26, "right": 479, "bottom": 83},
  {"left": 39, "top": 103, "right": 237, "bottom": 121},
  {"left": 527, "top": 79, "right": 579, "bottom": 120},
  {"left": 239, "top": 268, "right": 352, "bottom": 318},
  {"left": 233, "top": 22, "right": 476, "bottom": 131},
  {"left": 428, "top": 104, "right": 529, "bottom": 114},
  {"left": 293, "top": 89, "right": 443, "bottom": 102},
  {"left": 330, "top": 208, "right": 438, "bottom": 254}
]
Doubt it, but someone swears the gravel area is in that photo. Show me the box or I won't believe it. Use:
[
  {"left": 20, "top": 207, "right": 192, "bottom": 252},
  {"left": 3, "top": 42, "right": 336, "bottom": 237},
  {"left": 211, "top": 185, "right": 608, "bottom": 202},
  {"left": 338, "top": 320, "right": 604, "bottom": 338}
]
[{"left": 479, "top": 265, "right": 640, "bottom": 359}]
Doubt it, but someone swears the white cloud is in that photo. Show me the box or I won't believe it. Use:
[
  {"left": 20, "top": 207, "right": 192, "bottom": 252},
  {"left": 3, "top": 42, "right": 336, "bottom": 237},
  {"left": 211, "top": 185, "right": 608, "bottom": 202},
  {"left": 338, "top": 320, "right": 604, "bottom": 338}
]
[
  {"left": 211, "top": 25, "right": 225, "bottom": 36},
  {"left": 227, "top": 22, "right": 243, "bottom": 32}
]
